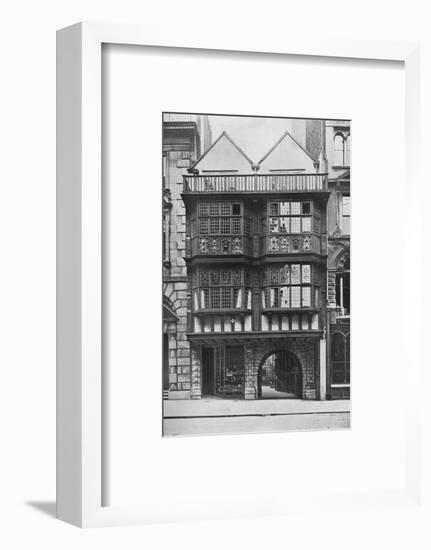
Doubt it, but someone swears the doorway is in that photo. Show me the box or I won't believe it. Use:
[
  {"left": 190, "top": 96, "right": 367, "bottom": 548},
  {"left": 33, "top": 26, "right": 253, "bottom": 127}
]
[
  {"left": 201, "top": 346, "right": 215, "bottom": 396},
  {"left": 258, "top": 350, "right": 303, "bottom": 399}
]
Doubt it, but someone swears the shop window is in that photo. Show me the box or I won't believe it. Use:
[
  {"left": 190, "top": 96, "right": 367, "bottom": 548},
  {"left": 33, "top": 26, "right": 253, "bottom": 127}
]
[{"left": 331, "top": 332, "right": 350, "bottom": 384}]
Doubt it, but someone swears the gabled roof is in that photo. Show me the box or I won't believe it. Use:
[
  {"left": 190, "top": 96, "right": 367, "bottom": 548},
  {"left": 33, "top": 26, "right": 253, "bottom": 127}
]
[
  {"left": 190, "top": 131, "right": 254, "bottom": 173},
  {"left": 258, "top": 130, "right": 316, "bottom": 172}
]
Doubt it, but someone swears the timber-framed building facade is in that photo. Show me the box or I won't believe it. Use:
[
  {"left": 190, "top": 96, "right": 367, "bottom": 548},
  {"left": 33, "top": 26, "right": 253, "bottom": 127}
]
[{"left": 163, "top": 114, "right": 350, "bottom": 401}]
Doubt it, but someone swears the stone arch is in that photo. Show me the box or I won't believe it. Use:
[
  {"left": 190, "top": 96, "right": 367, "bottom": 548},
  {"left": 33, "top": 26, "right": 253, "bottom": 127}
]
[
  {"left": 163, "top": 282, "right": 183, "bottom": 316},
  {"left": 328, "top": 244, "right": 350, "bottom": 270},
  {"left": 243, "top": 339, "right": 317, "bottom": 400},
  {"left": 257, "top": 349, "right": 303, "bottom": 399}
]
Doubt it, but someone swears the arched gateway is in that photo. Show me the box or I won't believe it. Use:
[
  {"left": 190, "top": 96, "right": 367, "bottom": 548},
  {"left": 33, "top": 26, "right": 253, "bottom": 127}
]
[{"left": 257, "top": 350, "right": 303, "bottom": 399}]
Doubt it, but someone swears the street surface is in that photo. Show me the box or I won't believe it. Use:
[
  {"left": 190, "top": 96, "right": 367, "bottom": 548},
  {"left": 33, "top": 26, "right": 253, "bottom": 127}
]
[{"left": 163, "top": 397, "right": 351, "bottom": 436}]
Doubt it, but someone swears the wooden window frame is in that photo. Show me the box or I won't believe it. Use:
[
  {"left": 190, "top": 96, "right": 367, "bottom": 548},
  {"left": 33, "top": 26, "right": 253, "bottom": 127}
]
[
  {"left": 263, "top": 263, "right": 314, "bottom": 310},
  {"left": 267, "top": 200, "right": 313, "bottom": 236}
]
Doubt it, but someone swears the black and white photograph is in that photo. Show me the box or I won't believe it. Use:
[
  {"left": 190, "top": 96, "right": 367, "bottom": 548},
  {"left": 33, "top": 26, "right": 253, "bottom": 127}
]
[{"left": 162, "top": 112, "right": 351, "bottom": 437}]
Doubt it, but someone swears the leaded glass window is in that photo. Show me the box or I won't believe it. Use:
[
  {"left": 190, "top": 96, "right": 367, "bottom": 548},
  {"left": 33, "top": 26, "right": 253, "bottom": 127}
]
[
  {"left": 263, "top": 264, "right": 315, "bottom": 309},
  {"left": 196, "top": 201, "right": 248, "bottom": 238},
  {"left": 267, "top": 201, "right": 312, "bottom": 236},
  {"left": 331, "top": 332, "right": 350, "bottom": 384},
  {"left": 193, "top": 267, "right": 251, "bottom": 311}
]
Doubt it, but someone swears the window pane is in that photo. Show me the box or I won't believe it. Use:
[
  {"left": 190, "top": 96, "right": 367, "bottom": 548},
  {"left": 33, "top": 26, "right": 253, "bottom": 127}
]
[
  {"left": 221, "top": 218, "right": 230, "bottom": 234},
  {"left": 209, "top": 202, "right": 220, "bottom": 216},
  {"left": 291, "top": 264, "right": 301, "bottom": 284},
  {"left": 232, "top": 269, "right": 242, "bottom": 286},
  {"left": 199, "top": 218, "right": 209, "bottom": 234},
  {"left": 222, "top": 287, "right": 231, "bottom": 308},
  {"left": 291, "top": 202, "right": 300, "bottom": 215},
  {"left": 331, "top": 334, "right": 345, "bottom": 361},
  {"left": 301, "top": 217, "right": 311, "bottom": 232},
  {"left": 270, "top": 288, "right": 279, "bottom": 307},
  {"left": 302, "top": 287, "right": 311, "bottom": 307},
  {"left": 280, "top": 286, "right": 290, "bottom": 308},
  {"left": 269, "top": 218, "right": 279, "bottom": 233},
  {"left": 269, "top": 202, "right": 279, "bottom": 215},
  {"left": 211, "top": 288, "right": 221, "bottom": 308},
  {"left": 345, "top": 135, "right": 350, "bottom": 165},
  {"left": 200, "top": 271, "right": 209, "bottom": 286},
  {"left": 302, "top": 265, "right": 311, "bottom": 283},
  {"left": 280, "top": 264, "right": 290, "bottom": 284},
  {"left": 302, "top": 202, "right": 311, "bottom": 214},
  {"left": 210, "top": 271, "right": 220, "bottom": 286},
  {"left": 280, "top": 202, "right": 290, "bottom": 215},
  {"left": 279, "top": 217, "right": 289, "bottom": 233},
  {"left": 220, "top": 202, "right": 231, "bottom": 216},
  {"left": 334, "top": 134, "right": 344, "bottom": 165},
  {"left": 201, "top": 288, "right": 209, "bottom": 308},
  {"left": 232, "top": 203, "right": 241, "bottom": 215},
  {"left": 210, "top": 218, "right": 220, "bottom": 233},
  {"left": 290, "top": 218, "right": 300, "bottom": 233},
  {"left": 221, "top": 270, "right": 231, "bottom": 285},
  {"left": 291, "top": 286, "right": 301, "bottom": 307},
  {"left": 342, "top": 196, "right": 350, "bottom": 215},
  {"left": 199, "top": 202, "right": 209, "bottom": 216},
  {"left": 232, "top": 218, "right": 241, "bottom": 234},
  {"left": 332, "top": 363, "right": 347, "bottom": 384},
  {"left": 244, "top": 218, "right": 251, "bottom": 235}
]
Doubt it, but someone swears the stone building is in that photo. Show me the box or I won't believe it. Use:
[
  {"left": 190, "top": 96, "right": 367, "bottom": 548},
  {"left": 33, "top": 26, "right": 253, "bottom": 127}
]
[
  {"left": 162, "top": 114, "right": 212, "bottom": 398},
  {"left": 290, "top": 119, "right": 351, "bottom": 399}
]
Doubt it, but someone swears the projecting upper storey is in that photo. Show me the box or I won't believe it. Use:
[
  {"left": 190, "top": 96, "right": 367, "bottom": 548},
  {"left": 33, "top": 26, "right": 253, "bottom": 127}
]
[{"left": 183, "top": 131, "right": 328, "bottom": 194}]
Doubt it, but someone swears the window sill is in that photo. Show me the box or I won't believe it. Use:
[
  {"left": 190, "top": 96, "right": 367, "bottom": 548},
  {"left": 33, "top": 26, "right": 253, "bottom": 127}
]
[
  {"left": 262, "top": 307, "right": 318, "bottom": 313},
  {"left": 193, "top": 308, "right": 251, "bottom": 315}
]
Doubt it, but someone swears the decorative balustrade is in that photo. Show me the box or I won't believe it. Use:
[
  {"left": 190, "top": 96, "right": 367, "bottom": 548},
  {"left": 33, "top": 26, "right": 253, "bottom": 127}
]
[{"left": 184, "top": 173, "right": 328, "bottom": 193}]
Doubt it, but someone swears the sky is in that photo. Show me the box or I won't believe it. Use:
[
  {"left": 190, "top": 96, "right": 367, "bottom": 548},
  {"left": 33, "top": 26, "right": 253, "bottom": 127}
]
[{"left": 208, "top": 114, "right": 299, "bottom": 162}]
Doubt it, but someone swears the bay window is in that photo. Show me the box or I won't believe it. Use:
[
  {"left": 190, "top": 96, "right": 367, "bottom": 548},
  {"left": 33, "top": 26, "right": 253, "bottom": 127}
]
[
  {"left": 268, "top": 201, "right": 312, "bottom": 235},
  {"left": 263, "top": 264, "right": 316, "bottom": 309},
  {"left": 192, "top": 201, "right": 249, "bottom": 237},
  {"left": 192, "top": 266, "right": 251, "bottom": 311}
]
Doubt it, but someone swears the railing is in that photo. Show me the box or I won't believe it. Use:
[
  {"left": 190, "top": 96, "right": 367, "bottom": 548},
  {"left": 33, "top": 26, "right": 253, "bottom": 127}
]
[{"left": 184, "top": 173, "right": 328, "bottom": 193}]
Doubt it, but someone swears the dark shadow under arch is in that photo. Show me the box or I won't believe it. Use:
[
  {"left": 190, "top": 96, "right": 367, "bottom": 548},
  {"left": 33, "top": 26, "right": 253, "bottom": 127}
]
[{"left": 257, "top": 349, "right": 303, "bottom": 399}]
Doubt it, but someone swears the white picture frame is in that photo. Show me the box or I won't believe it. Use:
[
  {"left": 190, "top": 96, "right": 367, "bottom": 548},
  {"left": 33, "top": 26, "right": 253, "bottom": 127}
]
[{"left": 56, "top": 21, "right": 422, "bottom": 528}]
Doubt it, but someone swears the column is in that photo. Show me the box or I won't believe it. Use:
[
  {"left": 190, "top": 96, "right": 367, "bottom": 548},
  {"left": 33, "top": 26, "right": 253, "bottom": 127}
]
[
  {"left": 190, "top": 345, "right": 201, "bottom": 399},
  {"left": 244, "top": 344, "right": 256, "bottom": 399},
  {"left": 319, "top": 338, "right": 327, "bottom": 400}
]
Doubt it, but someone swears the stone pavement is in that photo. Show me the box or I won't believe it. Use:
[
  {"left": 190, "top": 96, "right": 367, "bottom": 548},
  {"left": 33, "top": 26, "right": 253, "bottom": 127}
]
[{"left": 163, "top": 397, "right": 351, "bottom": 436}]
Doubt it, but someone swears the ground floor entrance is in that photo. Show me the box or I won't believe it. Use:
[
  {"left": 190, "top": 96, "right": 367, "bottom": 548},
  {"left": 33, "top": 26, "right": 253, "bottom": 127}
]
[
  {"left": 258, "top": 350, "right": 303, "bottom": 399},
  {"left": 190, "top": 336, "right": 320, "bottom": 400}
]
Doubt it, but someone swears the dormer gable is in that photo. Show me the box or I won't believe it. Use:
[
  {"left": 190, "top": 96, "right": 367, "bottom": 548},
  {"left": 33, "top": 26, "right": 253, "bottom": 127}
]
[
  {"left": 190, "top": 131, "right": 254, "bottom": 174},
  {"left": 258, "top": 131, "right": 317, "bottom": 173}
]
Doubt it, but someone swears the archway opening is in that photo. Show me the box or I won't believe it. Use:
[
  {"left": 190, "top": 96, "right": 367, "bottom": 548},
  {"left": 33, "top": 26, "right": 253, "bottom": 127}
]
[{"left": 258, "top": 351, "right": 303, "bottom": 399}]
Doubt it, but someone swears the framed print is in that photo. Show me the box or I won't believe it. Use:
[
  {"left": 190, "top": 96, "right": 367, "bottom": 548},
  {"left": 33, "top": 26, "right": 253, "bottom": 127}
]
[{"left": 57, "top": 22, "right": 422, "bottom": 527}]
